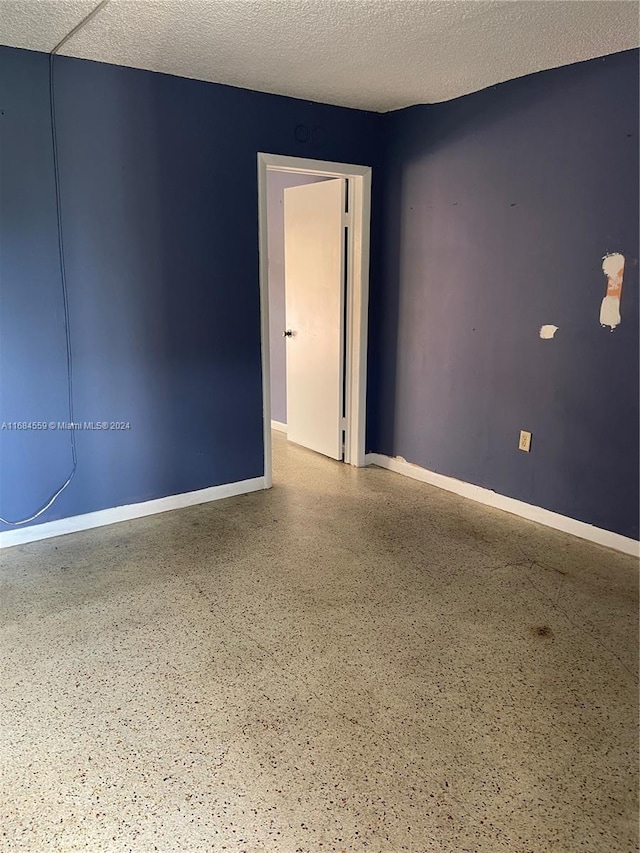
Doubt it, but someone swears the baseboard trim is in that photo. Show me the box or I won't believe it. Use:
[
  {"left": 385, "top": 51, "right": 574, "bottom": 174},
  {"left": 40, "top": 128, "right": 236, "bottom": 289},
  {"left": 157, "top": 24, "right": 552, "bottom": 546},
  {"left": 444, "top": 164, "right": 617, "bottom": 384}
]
[
  {"left": 0, "top": 476, "right": 266, "bottom": 549},
  {"left": 365, "top": 453, "right": 639, "bottom": 557},
  {"left": 271, "top": 420, "right": 287, "bottom": 433}
]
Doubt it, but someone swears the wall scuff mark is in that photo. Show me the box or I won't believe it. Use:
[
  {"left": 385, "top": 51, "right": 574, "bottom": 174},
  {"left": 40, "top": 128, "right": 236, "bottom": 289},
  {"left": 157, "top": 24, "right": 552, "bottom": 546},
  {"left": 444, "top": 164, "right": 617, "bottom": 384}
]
[
  {"left": 539, "top": 325, "right": 558, "bottom": 339},
  {"left": 600, "top": 253, "right": 625, "bottom": 330}
]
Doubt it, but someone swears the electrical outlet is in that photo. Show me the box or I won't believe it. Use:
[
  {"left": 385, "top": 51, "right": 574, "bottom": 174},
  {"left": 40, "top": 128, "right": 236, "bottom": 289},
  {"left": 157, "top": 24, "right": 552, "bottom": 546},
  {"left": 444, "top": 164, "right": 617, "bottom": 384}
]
[{"left": 519, "top": 430, "right": 532, "bottom": 452}]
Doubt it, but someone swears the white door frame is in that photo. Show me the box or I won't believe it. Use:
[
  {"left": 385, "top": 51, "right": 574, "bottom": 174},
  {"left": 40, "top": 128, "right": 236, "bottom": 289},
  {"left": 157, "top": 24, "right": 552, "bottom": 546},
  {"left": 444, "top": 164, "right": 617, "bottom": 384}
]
[{"left": 257, "top": 153, "right": 372, "bottom": 487}]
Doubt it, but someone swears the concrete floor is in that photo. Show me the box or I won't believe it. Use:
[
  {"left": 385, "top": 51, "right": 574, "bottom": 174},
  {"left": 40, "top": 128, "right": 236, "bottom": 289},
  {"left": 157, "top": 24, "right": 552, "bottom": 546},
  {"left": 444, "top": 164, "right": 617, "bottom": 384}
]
[{"left": 0, "top": 430, "right": 637, "bottom": 853}]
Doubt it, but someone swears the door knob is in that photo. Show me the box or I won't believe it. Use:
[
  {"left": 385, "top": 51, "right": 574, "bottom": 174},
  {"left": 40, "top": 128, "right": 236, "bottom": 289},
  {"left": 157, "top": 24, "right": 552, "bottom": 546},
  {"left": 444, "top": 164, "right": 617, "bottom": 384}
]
[{"left": 283, "top": 329, "right": 293, "bottom": 337}]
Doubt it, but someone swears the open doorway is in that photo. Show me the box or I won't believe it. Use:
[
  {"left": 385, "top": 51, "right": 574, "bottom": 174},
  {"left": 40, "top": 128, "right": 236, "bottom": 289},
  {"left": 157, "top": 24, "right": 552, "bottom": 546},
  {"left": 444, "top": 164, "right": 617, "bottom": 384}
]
[{"left": 257, "top": 154, "right": 372, "bottom": 488}]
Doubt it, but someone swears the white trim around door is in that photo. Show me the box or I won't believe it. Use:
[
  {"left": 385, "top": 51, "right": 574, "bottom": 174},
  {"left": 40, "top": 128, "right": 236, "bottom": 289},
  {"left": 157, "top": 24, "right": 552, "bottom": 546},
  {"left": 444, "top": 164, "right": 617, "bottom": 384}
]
[{"left": 257, "top": 153, "right": 372, "bottom": 488}]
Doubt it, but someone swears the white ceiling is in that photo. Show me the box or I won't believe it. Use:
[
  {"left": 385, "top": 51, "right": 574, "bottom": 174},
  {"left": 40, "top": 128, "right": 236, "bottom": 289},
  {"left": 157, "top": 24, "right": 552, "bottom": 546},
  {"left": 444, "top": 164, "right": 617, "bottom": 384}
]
[{"left": 1, "top": 0, "right": 638, "bottom": 112}]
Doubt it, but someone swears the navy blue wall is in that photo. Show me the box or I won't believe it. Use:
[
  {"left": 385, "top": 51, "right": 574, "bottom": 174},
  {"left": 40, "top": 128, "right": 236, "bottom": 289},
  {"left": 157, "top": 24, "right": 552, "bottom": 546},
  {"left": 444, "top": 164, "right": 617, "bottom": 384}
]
[
  {"left": 368, "top": 50, "right": 639, "bottom": 539},
  {"left": 0, "top": 46, "right": 381, "bottom": 528},
  {"left": 3, "top": 45, "right": 637, "bottom": 539}
]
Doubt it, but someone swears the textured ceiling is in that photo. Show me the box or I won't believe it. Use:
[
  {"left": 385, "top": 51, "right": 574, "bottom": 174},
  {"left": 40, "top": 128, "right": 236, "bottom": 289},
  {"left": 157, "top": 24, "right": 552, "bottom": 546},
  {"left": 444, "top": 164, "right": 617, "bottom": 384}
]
[
  {"left": 2, "top": 0, "right": 639, "bottom": 111},
  {"left": 1, "top": 0, "right": 98, "bottom": 51}
]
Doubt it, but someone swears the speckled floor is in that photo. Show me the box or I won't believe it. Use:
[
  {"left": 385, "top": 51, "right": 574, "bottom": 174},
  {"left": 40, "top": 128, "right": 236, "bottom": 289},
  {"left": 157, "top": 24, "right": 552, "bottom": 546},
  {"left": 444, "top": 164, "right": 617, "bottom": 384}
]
[{"left": 0, "top": 431, "right": 637, "bottom": 853}]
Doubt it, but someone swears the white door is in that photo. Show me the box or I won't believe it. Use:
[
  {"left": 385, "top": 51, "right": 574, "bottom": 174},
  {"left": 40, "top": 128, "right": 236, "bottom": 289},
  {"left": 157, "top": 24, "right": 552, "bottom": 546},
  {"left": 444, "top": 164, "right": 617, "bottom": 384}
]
[{"left": 284, "top": 178, "right": 345, "bottom": 460}]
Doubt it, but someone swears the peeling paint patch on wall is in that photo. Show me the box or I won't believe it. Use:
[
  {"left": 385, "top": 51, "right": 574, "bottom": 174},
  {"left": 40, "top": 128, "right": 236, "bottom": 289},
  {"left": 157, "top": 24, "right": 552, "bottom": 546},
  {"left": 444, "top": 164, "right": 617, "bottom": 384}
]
[
  {"left": 539, "top": 325, "right": 559, "bottom": 339},
  {"left": 600, "top": 253, "right": 625, "bottom": 330}
]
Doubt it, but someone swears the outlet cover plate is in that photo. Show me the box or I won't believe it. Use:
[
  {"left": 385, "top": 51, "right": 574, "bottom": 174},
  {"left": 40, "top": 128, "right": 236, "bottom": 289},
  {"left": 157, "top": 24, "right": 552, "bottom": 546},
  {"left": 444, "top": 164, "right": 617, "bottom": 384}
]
[{"left": 519, "top": 430, "right": 532, "bottom": 452}]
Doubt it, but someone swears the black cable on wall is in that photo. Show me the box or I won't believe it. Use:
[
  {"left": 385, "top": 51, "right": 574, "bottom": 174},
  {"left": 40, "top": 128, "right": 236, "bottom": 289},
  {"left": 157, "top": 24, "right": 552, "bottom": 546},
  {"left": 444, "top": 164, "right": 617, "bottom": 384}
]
[{"left": 0, "top": 1, "right": 110, "bottom": 525}]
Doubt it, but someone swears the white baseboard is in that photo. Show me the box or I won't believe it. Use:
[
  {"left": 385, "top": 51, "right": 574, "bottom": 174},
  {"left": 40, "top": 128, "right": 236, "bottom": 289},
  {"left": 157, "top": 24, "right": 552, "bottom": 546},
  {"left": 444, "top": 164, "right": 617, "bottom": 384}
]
[
  {"left": 0, "top": 476, "right": 266, "bottom": 549},
  {"left": 271, "top": 420, "right": 287, "bottom": 433},
  {"left": 365, "top": 453, "right": 639, "bottom": 557}
]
